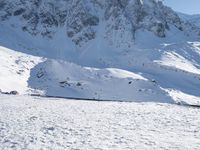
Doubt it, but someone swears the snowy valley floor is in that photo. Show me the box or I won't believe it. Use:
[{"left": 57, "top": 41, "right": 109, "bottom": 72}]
[{"left": 0, "top": 95, "right": 200, "bottom": 149}]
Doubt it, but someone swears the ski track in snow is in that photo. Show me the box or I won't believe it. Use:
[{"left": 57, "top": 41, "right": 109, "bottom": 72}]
[{"left": 0, "top": 95, "right": 200, "bottom": 150}]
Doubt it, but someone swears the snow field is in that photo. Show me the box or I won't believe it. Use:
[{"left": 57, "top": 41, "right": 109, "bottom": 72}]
[{"left": 0, "top": 95, "right": 200, "bottom": 150}]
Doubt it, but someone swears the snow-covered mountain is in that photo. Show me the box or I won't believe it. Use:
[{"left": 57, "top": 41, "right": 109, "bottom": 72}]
[
  {"left": 1, "top": 0, "right": 199, "bottom": 45},
  {"left": 0, "top": 0, "right": 200, "bottom": 104},
  {"left": 178, "top": 12, "right": 200, "bottom": 27}
]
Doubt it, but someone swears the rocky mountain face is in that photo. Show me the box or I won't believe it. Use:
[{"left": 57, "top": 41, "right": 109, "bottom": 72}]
[{"left": 0, "top": 0, "right": 199, "bottom": 47}]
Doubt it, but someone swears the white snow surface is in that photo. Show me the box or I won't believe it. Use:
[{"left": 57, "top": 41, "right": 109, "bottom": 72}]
[{"left": 0, "top": 95, "right": 200, "bottom": 149}]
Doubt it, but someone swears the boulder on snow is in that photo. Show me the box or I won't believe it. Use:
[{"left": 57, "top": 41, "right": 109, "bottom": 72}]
[
  {"left": 59, "top": 81, "right": 71, "bottom": 87},
  {"left": 9, "top": 91, "right": 19, "bottom": 95},
  {"left": 76, "top": 82, "right": 82, "bottom": 86},
  {"left": 37, "top": 72, "right": 44, "bottom": 78}
]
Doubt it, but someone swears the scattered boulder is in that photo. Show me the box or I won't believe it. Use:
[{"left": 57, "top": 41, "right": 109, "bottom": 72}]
[
  {"left": 76, "top": 82, "right": 82, "bottom": 86},
  {"left": 9, "top": 91, "right": 19, "bottom": 95},
  {"left": 151, "top": 79, "right": 157, "bottom": 84},
  {"left": 0, "top": 90, "right": 19, "bottom": 95},
  {"left": 59, "top": 81, "right": 71, "bottom": 87},
  {"left": 37, "top": 72, "right": 44, "bottom": 78}
]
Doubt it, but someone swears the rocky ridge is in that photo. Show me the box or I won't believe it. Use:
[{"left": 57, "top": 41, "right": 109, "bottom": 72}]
[{"left": 0, "top": 0, "right": 199, "bottom": 47}]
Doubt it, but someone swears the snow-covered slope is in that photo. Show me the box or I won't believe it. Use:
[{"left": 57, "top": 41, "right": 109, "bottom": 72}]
[
  {"left": 29, "top": 59, "right": 174, "bottom": 103},
  {"left": 0, "top": 0, "right": 200, "bottom": 104},
  {"left": 178, "top": 12, "right": 200, "bottom": 27},
  {"left": 0, "top": 46, "right": 173, "bottom": 103},
  {"left": 0, "top": 46, "right": 43, "bottom": 94}
]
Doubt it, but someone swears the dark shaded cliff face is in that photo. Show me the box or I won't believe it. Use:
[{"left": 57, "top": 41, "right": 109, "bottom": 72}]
[{"left": 0, "top": 0, "right": 199, "bottom": 46}]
